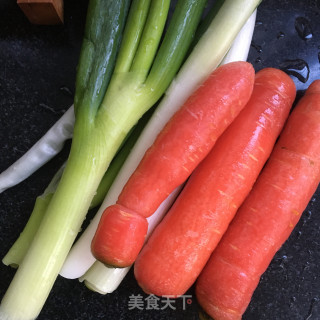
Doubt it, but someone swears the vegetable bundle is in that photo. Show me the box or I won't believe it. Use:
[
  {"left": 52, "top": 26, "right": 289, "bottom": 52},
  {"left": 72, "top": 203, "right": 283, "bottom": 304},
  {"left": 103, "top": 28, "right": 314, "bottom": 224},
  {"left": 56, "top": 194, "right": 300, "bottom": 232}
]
[
  {"left": 7, "top": 0, "right": 310, "bottom": 318},
  {"left": 60, "top": 0, "right": 260, "bottom": 289}
]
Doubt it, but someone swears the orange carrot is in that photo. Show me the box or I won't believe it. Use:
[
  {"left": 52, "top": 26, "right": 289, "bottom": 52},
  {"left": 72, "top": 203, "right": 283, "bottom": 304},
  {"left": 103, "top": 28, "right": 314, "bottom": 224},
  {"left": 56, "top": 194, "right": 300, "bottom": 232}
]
[
  {"left": 195, "top": 80, "right": 320, "bottom": 320},
  {"left": 91, "top": 62, "right": 255, "bottom": 267},
  {"left": 134, "top": 68, "right": 296, "bottom": 296}
]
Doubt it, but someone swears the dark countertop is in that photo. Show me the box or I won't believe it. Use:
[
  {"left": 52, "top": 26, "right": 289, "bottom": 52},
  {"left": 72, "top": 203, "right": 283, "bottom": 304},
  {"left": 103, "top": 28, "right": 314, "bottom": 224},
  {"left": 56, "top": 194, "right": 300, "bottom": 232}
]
[{"left": 0, "top": 0, "right": 319, "bottom": 319}]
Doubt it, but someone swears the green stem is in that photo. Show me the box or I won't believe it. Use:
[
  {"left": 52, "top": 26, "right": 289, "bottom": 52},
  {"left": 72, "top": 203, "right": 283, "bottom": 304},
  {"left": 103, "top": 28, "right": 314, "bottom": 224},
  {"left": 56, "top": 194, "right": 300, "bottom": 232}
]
[
  {"left": 98, "top": 0, "right": 207, "bottom": 126},
  {"left": 90, "top": 106, "right": 154, "bottom": 208},
  {"left": 2, "top": 107, "right": 153, "bottom": 268},
  {"left": 74, "top": 0, "right": 130, "bottom": 121},
  {"left": 114, "top": 0, "right": 152, "bottom": 73},
  {"left": 130, "top": 0, "right": 170, "bottom": 78},
  {"left": 2, "top": 193, "right": 53, "bottom": 268},
  {"left": 144, "top": 0, "right": 208, "bottom": 96},
  {"left": 0, "top": 144, "right": 103, "bottom": 319},
  {"left": 2, "top": 165, "right": 65, "bottom": 267}
]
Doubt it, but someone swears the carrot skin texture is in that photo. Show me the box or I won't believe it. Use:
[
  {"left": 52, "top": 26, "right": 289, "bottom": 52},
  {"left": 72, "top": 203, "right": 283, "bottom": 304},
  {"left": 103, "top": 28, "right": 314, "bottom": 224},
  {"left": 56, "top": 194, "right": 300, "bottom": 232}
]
[
  {"left": 134, "top": 68, "right": 296, "bottom": 296},
  {"left": 91, "top": 204, "right": 148, "bottom": 267},
  {"left": 118, "top": 62, "right": 255, "bottom": 217},
  {"left": 92, "top": 62, "right": 255, "bottom": 267},
  {"left": 195, "top": 80, "right": 320, "bottom": 320}
]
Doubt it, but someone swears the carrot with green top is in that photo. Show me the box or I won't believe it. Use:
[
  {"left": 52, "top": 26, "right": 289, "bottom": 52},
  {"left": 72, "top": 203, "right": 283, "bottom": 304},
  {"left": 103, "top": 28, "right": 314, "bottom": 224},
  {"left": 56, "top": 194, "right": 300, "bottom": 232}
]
[
  {"left": 91, "top": 61, "right": 255, "bottom": 267},
  {"left": 134, "top": 68, "right": 296, "bottom": 296},
  {"left": 195, "top": 80, "right": 320, "bottom": 320}
]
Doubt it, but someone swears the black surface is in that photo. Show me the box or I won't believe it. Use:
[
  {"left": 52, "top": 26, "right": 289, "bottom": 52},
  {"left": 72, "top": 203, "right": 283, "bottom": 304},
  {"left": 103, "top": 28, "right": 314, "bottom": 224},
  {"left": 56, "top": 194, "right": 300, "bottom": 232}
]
[{"left": 0, "top": 0, "right": 320, "bottom": 319}]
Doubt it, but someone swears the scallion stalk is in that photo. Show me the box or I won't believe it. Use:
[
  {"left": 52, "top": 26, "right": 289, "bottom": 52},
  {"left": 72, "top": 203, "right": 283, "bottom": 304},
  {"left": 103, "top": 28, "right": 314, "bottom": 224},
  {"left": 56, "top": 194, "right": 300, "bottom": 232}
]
[
  {"left": 2, "top": 107, "right": 154, "bottom": 268},
  {"left": 0, "top": 0, "right": 207, "bottom": 319}
]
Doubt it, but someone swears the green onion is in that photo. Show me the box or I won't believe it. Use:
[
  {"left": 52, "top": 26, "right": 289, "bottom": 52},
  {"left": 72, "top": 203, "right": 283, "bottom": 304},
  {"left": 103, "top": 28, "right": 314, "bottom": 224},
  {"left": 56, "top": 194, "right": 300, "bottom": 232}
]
[
  {"left": 89, "top": 107, "right": 154, "bottom": 208},
  {"left": 0, "top": 0, "right": 207, "bottom": 318},
  {"left": 2, "top": 166, "right": 63, "bottom": 268},
  {"left": 2, "top": 107, "right": 154, "bottom": 268}
]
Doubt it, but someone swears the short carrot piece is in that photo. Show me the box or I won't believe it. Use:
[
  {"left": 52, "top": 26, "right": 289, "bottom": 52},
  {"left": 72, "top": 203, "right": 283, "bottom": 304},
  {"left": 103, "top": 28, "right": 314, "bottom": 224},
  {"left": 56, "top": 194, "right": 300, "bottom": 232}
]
[
  {"left": 91, "top": 61, "right": 255, "bottom": 267},
  {"left": 195, "top": 80, "right": 320, "bottom": 320},
  {"left": 134, "top": 68, "right": 296, "bottom": 296}
]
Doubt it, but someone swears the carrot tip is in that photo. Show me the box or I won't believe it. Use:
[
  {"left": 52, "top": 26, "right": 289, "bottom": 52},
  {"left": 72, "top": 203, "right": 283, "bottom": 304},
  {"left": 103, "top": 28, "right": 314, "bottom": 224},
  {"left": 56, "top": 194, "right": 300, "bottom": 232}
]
[{"left": 91, "top": 204, "right": 148, "bottom": 267}]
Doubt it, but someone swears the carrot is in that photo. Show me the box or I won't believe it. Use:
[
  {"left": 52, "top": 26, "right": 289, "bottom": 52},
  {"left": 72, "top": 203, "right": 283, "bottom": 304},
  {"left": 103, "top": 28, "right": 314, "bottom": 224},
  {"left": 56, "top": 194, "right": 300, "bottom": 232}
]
[
  {"left": 195, "top": 80, "right": 320, "bottom": 320},
  {"left": 133, "top": 68, "right": 296, "bottom": 296},
  {"left": 91, "top": 61, "right": 255, "bottom": 267}
]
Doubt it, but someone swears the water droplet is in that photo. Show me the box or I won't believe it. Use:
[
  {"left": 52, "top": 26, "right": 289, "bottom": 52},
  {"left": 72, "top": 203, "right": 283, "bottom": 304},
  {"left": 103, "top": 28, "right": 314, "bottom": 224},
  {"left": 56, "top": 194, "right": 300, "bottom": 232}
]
[
  {"left": 39, "top": 103, "right": 57, "bottom": 114},
  {"left": 251, "top": 42, "right": 262, "bottom": 53},
  {"left": 279, "top": 59, "right": 310, "bottom": 83},
  {"left": 255, "top": 57, "right": 262, "bottom": 63},
  {"left": 289, "top": 296, "right": 297, "bottom": 308},
  {"left": 60, "top": 86, "right": 73, "bottom": 96},
  {"left": 295, "top": 17, "right": 313, "bottom": 40},
  {"left": 277, "top": 31, "right": 285, "bottom": 39},
  {"left": 303, "top": 262, "right": 310, "bottom": 272},
  {"left": 297, "top": 230, "right": 302, "bottom": 240},
  {"left": 277, "top": 255, "right": 289, "bottom": 271},
  {"left": 255, "top": 20, "right": 263, "bottom": 27},
  {"left": 306, "top": 210, "right": 312, "bottom": 219},
  {"left": 306, "top": 297, "right": 319, "bottom": 320}
]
